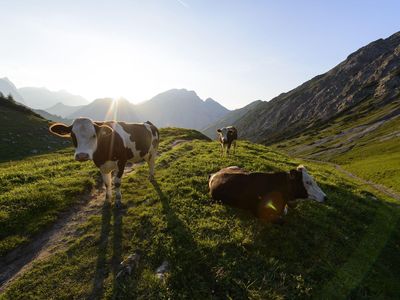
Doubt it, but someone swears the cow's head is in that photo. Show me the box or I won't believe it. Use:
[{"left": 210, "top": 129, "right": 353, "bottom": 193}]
[
  {"left": 290, "top": 165, "right": 327, "bottom": 202},
  {"left": 217, "top": 127, "right": 234, "bottom": 143},
  {"left": 49, "top": 118, "right": 113, "bottom": 162}
]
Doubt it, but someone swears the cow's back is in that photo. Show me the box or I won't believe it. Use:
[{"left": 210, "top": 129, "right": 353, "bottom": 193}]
[{"left": 103, "top": 121, "right": 159, "bottom": 162}]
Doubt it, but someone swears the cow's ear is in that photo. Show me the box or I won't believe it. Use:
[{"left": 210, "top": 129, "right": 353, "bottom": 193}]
[
  {"left": 217, "top": 128, "right": 222, "bottom": 133},
  {"left": 95, "top": 124, "right": 113, "bottom": 137},
  {"left": 49, "top": 123, "right": 72, "bottom": 137}
]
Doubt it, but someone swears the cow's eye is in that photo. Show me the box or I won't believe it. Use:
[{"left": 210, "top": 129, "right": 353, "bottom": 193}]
[{"left": 92, "top": 135, "right": 96, "bottom": 138}]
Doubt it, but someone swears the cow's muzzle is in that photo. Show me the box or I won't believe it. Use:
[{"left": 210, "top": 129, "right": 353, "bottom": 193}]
[{"left": 75, "top": 153, "right": 90, "bottom": 162}]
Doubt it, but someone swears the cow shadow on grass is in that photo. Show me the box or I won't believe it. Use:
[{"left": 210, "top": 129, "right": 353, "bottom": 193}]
[
  {"left": 89, "top": 199, "right": 124, "bottom": 300},
  {"left": 151, "top": 180, "right": 224, "bottom": 298}
]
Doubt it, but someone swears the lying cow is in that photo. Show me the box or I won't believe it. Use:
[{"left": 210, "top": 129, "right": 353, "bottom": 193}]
[
  {"left": 217, "top": 126, "right": 238, "bottom": 155},
  {"left": 208, "top": 165, "right": 327, "bottom": 222},
  {"left": 49, "top": 118, "right": 159, "bottom": 207}
]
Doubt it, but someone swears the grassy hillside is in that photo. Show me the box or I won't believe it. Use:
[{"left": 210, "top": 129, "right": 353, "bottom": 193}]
[
  {"left": 2, "top": 128, "right": 399, "bottom": 299},
  {"left": 0, "top": 95, "right": 67, "bottom": 161},
  {"left": 0, "top": 149, "right": 97, "bottom": 256},
  {"left": 276, "top": 97, "right": 400, "bottom": 193}
]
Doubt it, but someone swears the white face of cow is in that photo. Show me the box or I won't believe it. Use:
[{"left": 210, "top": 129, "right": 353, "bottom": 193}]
[
  {"left": 217, "top": 127, "right": 230, "bottom": 143},
  {"left": 71, "top": 118, "right": 98, "bottom": 161},
  {"left": 49, "top": 118, "right": 113, "bottom": 162},
  {"left": 298, "top": 165, "right": 327, "bottom": 202}
]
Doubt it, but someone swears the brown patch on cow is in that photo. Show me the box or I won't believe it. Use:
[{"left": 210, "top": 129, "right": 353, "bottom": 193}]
[
  {"left": 93, "top": 130, "right": 127, "bottom": 168},
  {"left": 119, "top": 123, "right": 152, "bottom": 157},
  {"left": 146, "top": 121, "right": 159, "bottom": 137}
]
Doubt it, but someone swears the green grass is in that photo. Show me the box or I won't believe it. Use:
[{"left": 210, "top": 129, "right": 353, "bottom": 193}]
[
  {"left": 0, "top": 149, "right": 97, "bottom": 256},
  {"left": 2, "top": 128, "right": 400, "bottom": 299},
  {"left": 276, "top": 98, "right": 400, "bottom": 193}
]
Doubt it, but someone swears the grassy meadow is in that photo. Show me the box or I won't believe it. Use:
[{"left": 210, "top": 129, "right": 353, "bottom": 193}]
[
  {"left": 1, "top": 128, "right": 399, "bottom": 299},
  {"left": 276, "top": 97, "right": 400, "bottom": 193},
  {"left": 0, "top": 149, "right": 97, "bottom": 256}
]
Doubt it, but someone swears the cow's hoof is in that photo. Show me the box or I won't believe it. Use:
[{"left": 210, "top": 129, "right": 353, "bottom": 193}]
[
  {"left": 148, "top": 175, "right": 155, "bottom": 182},
  {"left": 115, "top": 200, "right": 122, "bottom": 208}
]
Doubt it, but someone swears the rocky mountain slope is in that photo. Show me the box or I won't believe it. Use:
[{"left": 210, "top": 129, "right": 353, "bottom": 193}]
[{"left": 236, "top": 31, "right": 400, "bottom": 144}]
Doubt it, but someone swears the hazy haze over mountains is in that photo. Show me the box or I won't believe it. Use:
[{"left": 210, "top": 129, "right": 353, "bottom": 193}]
[{"left": 18, "top": 87, "right": 89, "bottom": 109}]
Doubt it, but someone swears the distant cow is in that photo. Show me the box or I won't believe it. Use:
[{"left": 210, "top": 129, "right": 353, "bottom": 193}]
[
  {"left": 217, "top": 126, "right": 237, "bottom": 155},
  {"left": 209, "top": 165, "right": 326, "bottom": 222},
  {"left": 49, "top": 118, "right": 159, "bottom": 207}
]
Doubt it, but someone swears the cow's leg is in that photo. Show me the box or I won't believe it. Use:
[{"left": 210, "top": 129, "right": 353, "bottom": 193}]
[
  {"left": 147, "top": 151, "right": 156, "bottom": 181},
  {"left": 227, "top": 143, "right": 231, "bottom": 155},
  {"left": 102, "top": 172, "right": 112, "bottom": 201},
  {"left": 233, "top": 140, "right": 237, "bottom": 155},
  {"left": 114, "top": 160, "right": 126, "bottom": 208}
]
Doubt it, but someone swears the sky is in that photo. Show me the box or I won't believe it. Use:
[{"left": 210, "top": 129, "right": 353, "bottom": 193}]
[{"left": 0, "top": 0, "right": 399, "bottom": 109}]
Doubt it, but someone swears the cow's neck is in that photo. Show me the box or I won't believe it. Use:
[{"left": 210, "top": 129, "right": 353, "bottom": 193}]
[{"left": 93, "top": 132, "right": 121, "bottom": 166}]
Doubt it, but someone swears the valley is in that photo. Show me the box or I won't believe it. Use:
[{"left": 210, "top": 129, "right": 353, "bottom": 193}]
[{"left": 0, "top": 127, "right": 399, "bottom": 299}]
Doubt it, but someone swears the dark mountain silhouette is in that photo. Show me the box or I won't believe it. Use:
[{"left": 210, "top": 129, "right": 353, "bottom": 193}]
[
  {"left": 68, "top": 98, "right": 140, "bottom": 121},
  {"left": 66, "top": 89, "right": 230, "bottom": 129},
  {"left": 135, "top": 89, "right": 229, "bottom": 129}
]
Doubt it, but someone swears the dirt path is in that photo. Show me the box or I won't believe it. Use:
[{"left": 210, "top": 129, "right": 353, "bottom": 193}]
[
  {"left": 302, "top": 158, "right": 400, "bottom": 202},
  {"left": 0, "top": 164, "right": 136, "bottom": 293}
]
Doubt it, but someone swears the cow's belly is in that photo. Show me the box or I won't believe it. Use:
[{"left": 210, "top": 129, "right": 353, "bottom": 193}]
[
  {"left": 128, "top": 153, "right": 147, "bottom": 163},
  {"left": 99, "top": 160, "right": 118, "bottom": 173}
]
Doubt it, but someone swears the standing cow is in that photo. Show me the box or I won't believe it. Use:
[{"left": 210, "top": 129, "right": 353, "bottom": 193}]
[
  {"left": 217, "top": 126, "right": 238, "bottom": 155},
  {"left": 49, "top": 118, "right": 159, "bottom": 207},
  {"left": 209, "top": 165, "right": 327, "bottom": 222}
]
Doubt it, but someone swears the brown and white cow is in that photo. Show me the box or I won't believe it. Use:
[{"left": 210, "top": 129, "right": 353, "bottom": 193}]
[
  {"left": 208, "top": 165, "right": 327, "bottom": 222},
  {"left": 49, "top": 118, "right": 159, "bottom": 207},
  {"left": 217, "top": 126, "right": 237, "bottom": 155}
]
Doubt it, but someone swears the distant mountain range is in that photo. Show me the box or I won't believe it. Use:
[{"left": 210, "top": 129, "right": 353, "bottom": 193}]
[
  {"left": 66, "top": 89, "right": 230, "bottom": 130},
  {"left": 0, "top": 79, "right": 89, "bottom": 109},
  {"left": 19, "top": 87, "right": 89, "bottom": 109},
  {"left": 0, "top": 79, "right": 232, "bottom": 130}
]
